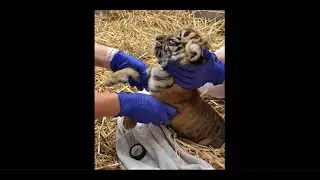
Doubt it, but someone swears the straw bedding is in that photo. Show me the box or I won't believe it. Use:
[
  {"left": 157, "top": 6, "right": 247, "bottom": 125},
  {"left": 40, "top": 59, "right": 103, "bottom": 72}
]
[{"left": 94, "top": 10, "right": 225, "bottom": 170}]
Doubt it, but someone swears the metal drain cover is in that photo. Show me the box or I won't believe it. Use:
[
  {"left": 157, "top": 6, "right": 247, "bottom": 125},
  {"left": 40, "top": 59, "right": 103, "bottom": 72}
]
[{"left": 129, "top": 143, "right": 146, "bottom": 160}]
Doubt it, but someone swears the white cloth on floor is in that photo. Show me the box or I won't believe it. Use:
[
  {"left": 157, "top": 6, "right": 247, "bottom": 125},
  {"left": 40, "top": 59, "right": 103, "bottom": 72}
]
[{"left": 115, "top": 90, "right": 214, "bottom": 170}]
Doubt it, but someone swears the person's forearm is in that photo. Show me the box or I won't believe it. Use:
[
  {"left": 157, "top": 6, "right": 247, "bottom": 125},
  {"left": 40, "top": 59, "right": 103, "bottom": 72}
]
[
  {"left": 206, "top": 82, "right": 225, "bottom": 98},
  {"left": 95, "top": 43, "right": 119, "bottom": 69},
  {"left": 202, "top": 46, "right": 225, "bottom": 98},
  {"left": 214, "top": 45, "right": 225, "bottom": 63},
  {"left": 95, "top": 92, "right": 120, "bottom": 119}
]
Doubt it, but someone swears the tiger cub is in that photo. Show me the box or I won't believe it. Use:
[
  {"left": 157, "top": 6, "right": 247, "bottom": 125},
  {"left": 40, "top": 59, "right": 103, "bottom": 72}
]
[{"left": 104, "top": 28, "right": 225, "bottom": 148}]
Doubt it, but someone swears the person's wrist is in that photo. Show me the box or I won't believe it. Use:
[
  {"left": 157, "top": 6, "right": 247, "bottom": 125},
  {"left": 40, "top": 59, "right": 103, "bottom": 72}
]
[
  {"left": 106, "top": 48, "right": 120, "bottom": 71},
  {"left": 214, "top": 46, "right": 225, "bottom": 62},
  {"left": 117, "top": 92, "right": 132, "bottom": 117},
  {"left": 215, "top": 61, "right": 225, "bottom": 85},
  {"left": 209, "top": 53, "right": 225, "bottom": 85},
  {"left": 95, "top": 43, "right": 116, "bottom": 69},
  {"left": 110, "top": 51, "right": 128, "bottom": 72}
]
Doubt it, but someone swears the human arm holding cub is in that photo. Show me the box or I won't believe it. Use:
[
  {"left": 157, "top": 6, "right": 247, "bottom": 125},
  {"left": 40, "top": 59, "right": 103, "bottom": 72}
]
[
  {"left": 94, "top": 43, "right": 177, "bottom": 125},
  {"left": 166, "top": 45, "right": 225, "bottom": 98}
]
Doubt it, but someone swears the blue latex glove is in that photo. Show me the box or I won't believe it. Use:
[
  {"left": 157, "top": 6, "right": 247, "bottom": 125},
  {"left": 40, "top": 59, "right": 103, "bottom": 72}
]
[
  {"left": 165, "top": 48, "right": 225, "bottom": 89},
  {"left": 110, "top": 51, "right": 148, "bottom": 91},
  {"left": 117, "top": 92, "right": 177, "bottom": 126}
]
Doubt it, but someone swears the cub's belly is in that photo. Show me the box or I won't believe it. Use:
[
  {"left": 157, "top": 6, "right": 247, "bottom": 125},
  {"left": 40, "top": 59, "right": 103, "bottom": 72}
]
[{"left": 170, "top": 104, "right": 215, "bottom": 142}]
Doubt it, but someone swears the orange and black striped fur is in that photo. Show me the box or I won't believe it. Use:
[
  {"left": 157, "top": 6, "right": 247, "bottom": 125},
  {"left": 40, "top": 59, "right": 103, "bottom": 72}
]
[{"left": 105, "top": 28, "right": 225, "bottom": 148}]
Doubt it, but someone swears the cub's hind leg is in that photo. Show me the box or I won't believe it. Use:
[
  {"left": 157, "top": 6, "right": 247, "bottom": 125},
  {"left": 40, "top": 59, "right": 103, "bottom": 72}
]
[
  {"left": 103, "top": 68, "right": 140, "bottom": 130},
  {"left": 123, "top": 116, "right": 137, "bottom": 130},
  {"left": 197, "top": 117, "right": 225, "bottom": 148}
]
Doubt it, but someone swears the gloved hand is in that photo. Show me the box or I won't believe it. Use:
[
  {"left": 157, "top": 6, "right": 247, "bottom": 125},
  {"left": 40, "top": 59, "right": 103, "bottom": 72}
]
[
  {"left": 117, "top": 92, "right": 177, "bottom": 126},
  {"left": 165, "top": 48, "right": 225, "bottom": 89},
  {"left": 110, "top": 51, "right": 148, "bottom": 91}
]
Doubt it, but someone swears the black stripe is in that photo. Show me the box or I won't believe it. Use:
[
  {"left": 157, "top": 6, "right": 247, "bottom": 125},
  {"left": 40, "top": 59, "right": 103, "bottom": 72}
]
[{"left": 176, "top": 46, "right": 183, "bottom": 51}]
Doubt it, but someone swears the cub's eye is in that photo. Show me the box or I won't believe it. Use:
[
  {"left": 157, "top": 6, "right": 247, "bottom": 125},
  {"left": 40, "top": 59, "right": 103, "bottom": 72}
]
[{"left": 183, "top": 30, "right": 191, "bottom": 37}]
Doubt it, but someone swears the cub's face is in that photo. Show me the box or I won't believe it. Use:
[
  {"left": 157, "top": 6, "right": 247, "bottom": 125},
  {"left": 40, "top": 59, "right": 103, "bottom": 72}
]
[
  {"left": 154, "top": 29, "right": 208, "bottom": 67},
  {"left": 154, "top": 34, "right": 183, "bottom": 66}
]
